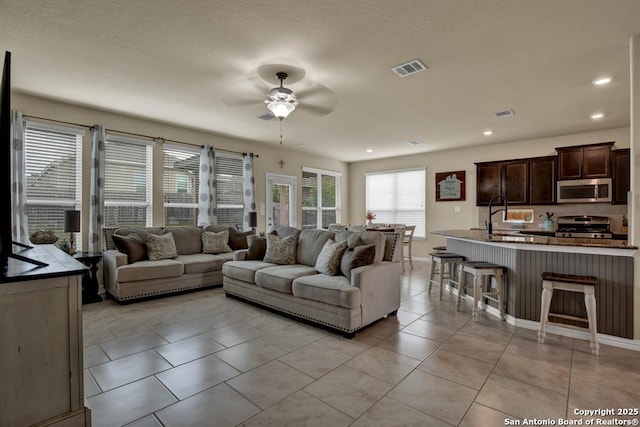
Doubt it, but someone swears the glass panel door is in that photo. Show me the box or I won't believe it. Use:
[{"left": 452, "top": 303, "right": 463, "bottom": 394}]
[{"left": 266, "top": 174, "right": 296, "bottom": 230}]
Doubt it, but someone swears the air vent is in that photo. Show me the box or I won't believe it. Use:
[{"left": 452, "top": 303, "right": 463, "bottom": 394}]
[
  {"left": 392, "top": 59, "right": 427, "bottom": 77},
  {"left": 257, "top": 113, "right": 276, "bottom": 121},
  {"left": 407, "top": 140, "right": 425, "bottom": 146},
  {"left": 495, "top": 109, "right": 515, "bottom": 118}
]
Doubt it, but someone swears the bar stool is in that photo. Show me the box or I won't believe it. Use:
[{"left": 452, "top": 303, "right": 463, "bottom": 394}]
[
  {"left": 430, "top": 246, "right": 447, "bottom": 275},
  {"left": 429, "top": 252, "right": 465, "bottom": 300},
  {"left": 457, "top": 262, "right": 506, "bottom": 321},
  {"left": 538, "top": 272, "right": 599, "bottom": 356}
]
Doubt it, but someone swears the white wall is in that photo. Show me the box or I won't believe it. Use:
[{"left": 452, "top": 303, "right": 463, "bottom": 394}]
[
  {"left": 348, "top": 127, "right": 630, "bottom": 258},
  {"left": 14, "top": 92, "right": 349, "bottom": 250}
]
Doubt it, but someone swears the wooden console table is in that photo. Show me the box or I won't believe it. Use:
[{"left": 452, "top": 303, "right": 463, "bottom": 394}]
[{"left": 0, "top": 245, "right": 91, "bottom": 426}]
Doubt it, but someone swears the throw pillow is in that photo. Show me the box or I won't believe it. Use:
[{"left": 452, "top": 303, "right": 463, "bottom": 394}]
[
  {"left": 228, "top": 228, "right": 252, "bottom": 250},
  {"left": 263, "top": 234, "right": 297, "bottom": 265},
  {"left": 340, "top": 244, "right": 376, "bottom": 279},
  {"left": 246, "top": 235, "right": 267, "bottom": 260},
  {"left": 112, "top": 233, "right": 147, "bottom": 264},
  {"left": 202, "top": 230, "right": 233, "bottom": 254},
  {"left": 315, "top": 239, "right": 348, "bottom": 276},
  {"left": 145, "top": 232, "right": 178, "bottom": 261}
]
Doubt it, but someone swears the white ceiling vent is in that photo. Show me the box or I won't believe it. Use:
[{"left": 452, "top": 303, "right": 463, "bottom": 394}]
[
  {"left": 257, "top": 113, "right": 276, "bottom": 121},
  {"left": 392, "top": 59, "right": 427, "bottom": 77},
  {"left": 494, "top": 109, "right": 515, "bottom": 118},
  {"left": 407, "top": 140, "right": 425, "bottom": 146}
]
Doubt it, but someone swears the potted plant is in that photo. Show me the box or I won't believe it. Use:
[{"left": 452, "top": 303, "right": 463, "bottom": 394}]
[{"left": 365, "top": 211, "right": 376, "bottom": 227}]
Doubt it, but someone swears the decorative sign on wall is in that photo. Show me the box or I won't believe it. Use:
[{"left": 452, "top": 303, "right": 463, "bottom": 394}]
[{"left": 436, "top": 170, "right": 466, "bottom": 201}]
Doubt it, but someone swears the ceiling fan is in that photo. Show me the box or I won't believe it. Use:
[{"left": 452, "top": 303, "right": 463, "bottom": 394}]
[{"left": 222, "top": 66, "right": 335, "bottom": 119}]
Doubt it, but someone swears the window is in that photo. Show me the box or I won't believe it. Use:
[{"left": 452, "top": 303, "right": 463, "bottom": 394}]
[
  {"left": 104, "top": 135, "right": 153, "bottom": 228},
  {"left": 24, "top": 123, "right": 83, "bottom": 248},
  {"left": 365, "top": 168, "right": 425, "bottom": 238},
  {"left": 163, "top": 144, "right": 199, "bottom": 226},
  {"left": 302, "top": 167, "right": 341, "bottom": 229},
  {"left": 216, "top": 152, "right": 244, "bottom": 226}
]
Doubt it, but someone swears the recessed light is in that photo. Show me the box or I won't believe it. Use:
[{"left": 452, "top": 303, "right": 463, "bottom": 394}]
[
  {"left": 483, "top": 130, "right": 493, "bottom": 136},
  {"left": 366, "top": 148, "right": 373, "bottom": 153},
  {"left": 590, "top": 112, "right": 605, "bottom": 119},
  {"left": 592, "top": 77, "right": 612, "bottom": 85}
]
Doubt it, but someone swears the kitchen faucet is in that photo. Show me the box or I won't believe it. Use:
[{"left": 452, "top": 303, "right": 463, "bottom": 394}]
[{"left": 487, "top": 195, "right": 509, "bottom": 237}]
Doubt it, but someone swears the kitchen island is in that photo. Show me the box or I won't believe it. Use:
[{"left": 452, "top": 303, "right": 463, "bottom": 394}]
[{"left": 432, "top": 230, "right": 636, "bottom": 342}]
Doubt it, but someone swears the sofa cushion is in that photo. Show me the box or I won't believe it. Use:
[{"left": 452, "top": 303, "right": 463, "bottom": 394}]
[
  {"left": 146, "top": 233, "right": 179, "bottom": 261},
  {"left": 176, "top": 254, "right": 226, "bottom": 274},
  {"left": 296, "top": 229, "right": 335, "bottom": 267},
  {"left": 202, "top": 230, "right": 233, "bottom": 254},
  {"left": 204, "top": 225, "right": 230, "bottom": 233},
  {"left": 222, "top": 260, "right": 276, "bottom": 283},
  {"left": 117, "top": 259, "right": 184, "bottom": 283},
  {"left": 255, "top": 265, "right": 318, "bottom": 294},
  {"left": 264, "top": 234, "right": 297, "bottom": 265},
  {"left": 340, "top": 244, "right": 376, "bottom": 279},
  {"left": 216, "top": 252, "right": 235, "bottom": 262},
  {"left": 336, "top": 231, "right": 386, "bottom": 263},
  {"left": 228, "top": 228, "right": 252, "bottom": 250},
  {"left": 116, "top": 227, "right": 164, "bottom": 241},
  {"left": 270, "top": 225, "right": 301, "bottom": 239},
  {"left": 292, "top": 274, "right": 361, "bottom": 309},
  {"left": 246, "top": 235, "right": 266, "bottom": 260},
  {"left": 112, "top": 233, "right": 147, "bottom": 264},
  {"left": 314, "top": 239, "right": 348, "bottom": 276},
  {"left": 165, "top": 227, "right": 202, "bottom": 255}
]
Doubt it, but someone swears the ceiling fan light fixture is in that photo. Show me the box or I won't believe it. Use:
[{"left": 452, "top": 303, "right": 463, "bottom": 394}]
[{"left": 267, "top": 100, "right": 296, "bottom": 119}]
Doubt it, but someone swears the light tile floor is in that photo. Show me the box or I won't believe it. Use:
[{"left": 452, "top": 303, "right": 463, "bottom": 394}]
[{"left": 83, "top": 262, "right": 640, "bottom": 427}]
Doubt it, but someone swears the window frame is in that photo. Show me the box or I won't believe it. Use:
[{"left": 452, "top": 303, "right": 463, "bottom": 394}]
[
  {"left": 301, "top": 166, "right": 342, "bottom": 229},
  {"left": 163, "top": 143, "right": 200, "bottom": 227}
]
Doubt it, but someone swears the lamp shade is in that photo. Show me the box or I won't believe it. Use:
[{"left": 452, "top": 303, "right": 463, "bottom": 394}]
[
  {"left": 267, "top": 100, "right": 295, "bottom": 119},
  {"left": 64, "top": 210, "right": 80, "bottom": 233},
  {"left": 249, "top": 211, "right": 258, "bottom": 228}
]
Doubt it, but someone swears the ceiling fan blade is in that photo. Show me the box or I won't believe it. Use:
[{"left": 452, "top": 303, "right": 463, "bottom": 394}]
[
  {"left": 296, "top": 83, "right": 332, "bottom": 100},
  {"left": 298, "top": 103, "right": 333, "bottom": 117},
  {"left": 222, "top": 97, "right": 264, "bottom": 107}
]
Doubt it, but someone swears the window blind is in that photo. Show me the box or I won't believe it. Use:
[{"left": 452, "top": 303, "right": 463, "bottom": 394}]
[
  {"left": 104, "top": 136, "right": 153, "bottom": 228},
  {"left": 216, "top": 152, "right": 243, "bottom": 226},
  {"left": 365, "top": 168, "right": 425, "bottom": 238},
  {"left": 163, "top": 144, "right": 200, "bottom": 226},
  {"left": 24, "top": 125, "right": 83, "bottom": 248}
]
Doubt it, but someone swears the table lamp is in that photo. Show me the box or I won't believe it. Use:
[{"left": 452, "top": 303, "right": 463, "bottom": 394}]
[
  {"left": 249, "top": 211, "right": 257, "bottom": 234},
  {"left": 64, "top": 210, "right": 80, "bottom": 255}
]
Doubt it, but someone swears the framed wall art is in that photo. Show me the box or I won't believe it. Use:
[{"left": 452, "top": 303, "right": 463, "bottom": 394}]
[{"left": 435, "top": 170, "right": 465, "bottom": 202}]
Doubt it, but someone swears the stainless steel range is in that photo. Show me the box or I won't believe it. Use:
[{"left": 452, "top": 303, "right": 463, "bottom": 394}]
[{"left": 555, "top": 215, "right": 612, "bottom": 239}]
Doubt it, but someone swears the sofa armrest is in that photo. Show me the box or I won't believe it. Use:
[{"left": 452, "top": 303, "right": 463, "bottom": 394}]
[
  {"left": 103, "top": 249, "right": 128, "bottom": 294},
  {"left": 233, "top": 249, "right": 248, "bottom": 261},
  {"left": 352, "top": 261, "right": 402, "bottom": 326}
]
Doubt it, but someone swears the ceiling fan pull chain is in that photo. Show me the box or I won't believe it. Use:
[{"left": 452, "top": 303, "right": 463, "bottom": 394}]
[{"left": 279, "top": 119, "right": 283, "bottom": 145}]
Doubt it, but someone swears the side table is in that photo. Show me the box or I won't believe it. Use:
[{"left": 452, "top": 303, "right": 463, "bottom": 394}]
[{"left": 73, "top": 252, "right": 103, "bottom": 304}]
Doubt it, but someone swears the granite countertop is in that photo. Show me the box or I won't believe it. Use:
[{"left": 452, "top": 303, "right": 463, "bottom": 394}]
[{"left": 433, "top": 229, "right": 638, "bottom": 250}]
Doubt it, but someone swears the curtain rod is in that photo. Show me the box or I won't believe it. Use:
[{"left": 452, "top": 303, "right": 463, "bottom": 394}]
[{"left": 23, "top": 114, "right": 259, "bottom": 158}]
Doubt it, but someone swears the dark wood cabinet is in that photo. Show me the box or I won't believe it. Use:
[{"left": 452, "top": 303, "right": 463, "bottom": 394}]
[
  {"left": 612, "top": 148, "right": 630, "bottom": 204},
  {"left": 503, "top": 161, "right": 528, "bottom": 205},
  {"left": 476, "top": 162, "right": 502, "bottom": 205},
  {"left": 529, "top": 156, "right": 556, "bottom": 205},
  {"left": 557, "top": 142, "right": 613, "bottom": 180},
  {"left": 476, "top": 157, "right": 555, "bottom": 206}
]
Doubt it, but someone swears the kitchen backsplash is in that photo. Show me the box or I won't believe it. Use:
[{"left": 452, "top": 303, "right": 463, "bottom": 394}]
[{"left": 478, "top": 204, "right": 628, "bottom": 233}]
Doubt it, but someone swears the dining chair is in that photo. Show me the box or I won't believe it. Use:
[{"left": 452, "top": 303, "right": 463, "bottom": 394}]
[
  {"left": 402, "top": 225, "right": 416, "bottom": 271},
  {"left": 347, "top": 225, "right": 366, "bottom": 232}
]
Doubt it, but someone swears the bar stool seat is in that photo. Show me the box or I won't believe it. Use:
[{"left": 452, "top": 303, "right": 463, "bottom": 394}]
[
  {"left": 433, "top": 246, "right": 447, "bottom": 252},
  {"left": 429, "top": 252, "right": 465, "bottom": 300},
  {"left": 538, "top": 272, "right": 599, "bottom": 356},
  {"left": 457, "top": 262, "right": 506, "bottom": 321}
]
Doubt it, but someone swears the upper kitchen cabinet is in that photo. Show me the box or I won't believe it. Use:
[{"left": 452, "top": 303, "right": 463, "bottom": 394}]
[
  {"left": 557, "top": 142, "right": 614, "bottom": 180},
  {"left": 612, "top": 148, "right": 630, "bottom": 204},
  {"left": 476, "top": 157, "right": 554, "bottom": 206},
  {"left": 529, "top": 156, "right": 556, "bottom": 205}
]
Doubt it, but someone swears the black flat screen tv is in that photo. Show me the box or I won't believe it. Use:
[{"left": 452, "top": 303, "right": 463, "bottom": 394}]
[{"left": 0, "top": 51, "right": 47, "bottom": 273}]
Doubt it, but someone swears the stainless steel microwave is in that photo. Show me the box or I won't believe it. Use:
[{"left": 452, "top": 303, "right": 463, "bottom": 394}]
[{"left": 557, "top": 178, "right": 612, "bottom": 203}]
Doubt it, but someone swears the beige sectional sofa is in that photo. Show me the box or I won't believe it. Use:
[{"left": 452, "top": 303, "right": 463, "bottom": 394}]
[
  {"left": 222, "top": 226, "right": 403, "bottom": 337},
  {"left": 103, "top": 225, "right": 243, "bottom": 302}
]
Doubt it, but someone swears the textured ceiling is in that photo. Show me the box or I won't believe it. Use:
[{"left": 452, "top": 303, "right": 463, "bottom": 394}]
[{"left": 2, "top": 0, "right": 640, "bottom": 162}]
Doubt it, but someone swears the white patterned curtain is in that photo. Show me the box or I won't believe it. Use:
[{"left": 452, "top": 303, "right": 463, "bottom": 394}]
[
  {"left": 11, "top": 110, "right": 29, "bottom": 244},
  {"left": 197, "top": 145, "right": 218, "bottom": 226},
  {"left": 89, "top": 125, "right": 106, "bottom": 253},
  {"left": 242, "top": 153, "right": 257, "bottom": 230}
]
